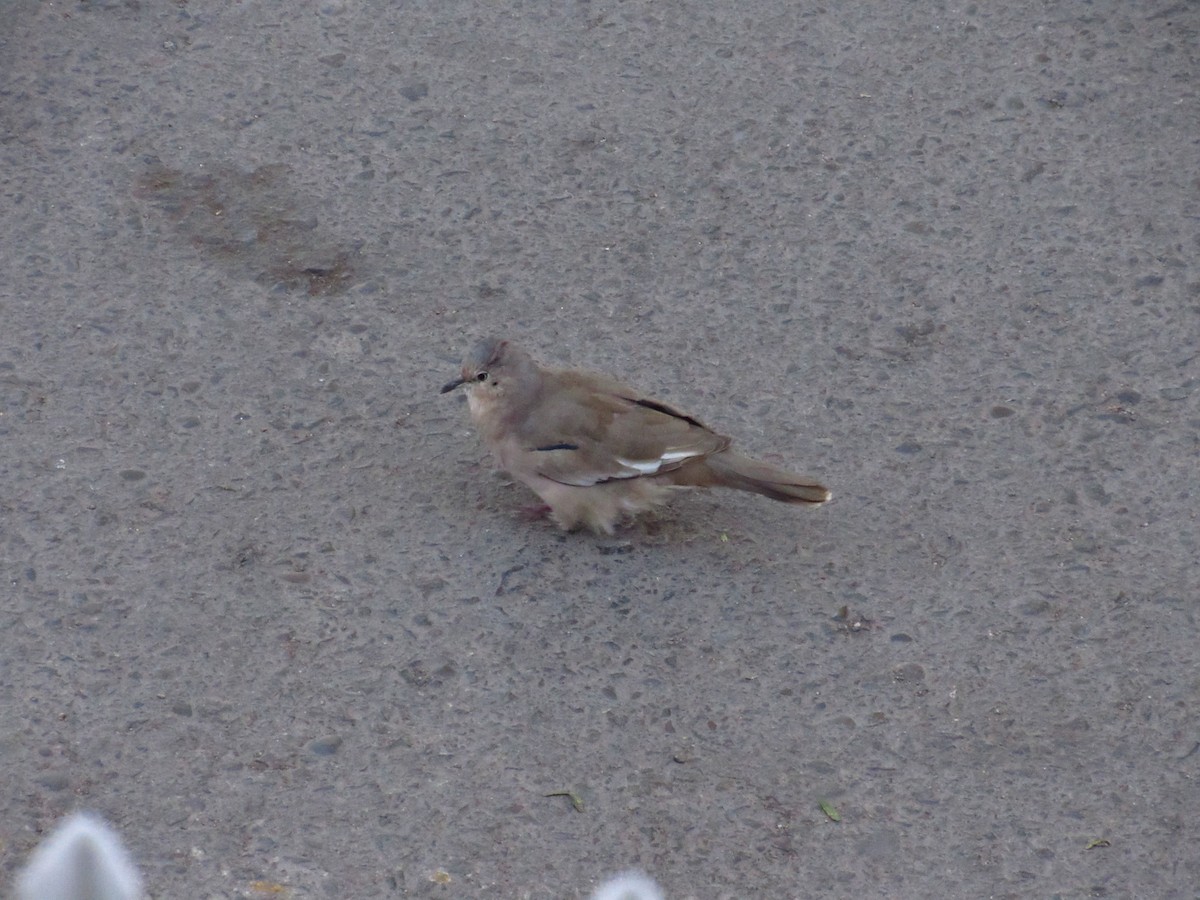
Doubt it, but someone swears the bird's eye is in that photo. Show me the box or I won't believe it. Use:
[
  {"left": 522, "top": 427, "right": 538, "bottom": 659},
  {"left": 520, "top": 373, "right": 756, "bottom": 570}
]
[{"left": 476, "top": 372, "right": 489, "bottom": 382}]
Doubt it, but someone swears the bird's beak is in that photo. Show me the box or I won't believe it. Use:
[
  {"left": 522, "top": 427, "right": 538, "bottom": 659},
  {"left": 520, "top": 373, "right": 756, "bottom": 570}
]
[{"left": 440, "top": 376, "right": 466, "bottom": 394}]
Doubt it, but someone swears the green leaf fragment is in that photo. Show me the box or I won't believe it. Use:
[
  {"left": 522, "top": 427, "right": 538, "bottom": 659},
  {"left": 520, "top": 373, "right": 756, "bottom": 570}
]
[
  {"left": 819, "top": 799, "right": 841, "bottom": 822},
  {"left": 545, "top": 789, "right": 585, "bottom": 813}
]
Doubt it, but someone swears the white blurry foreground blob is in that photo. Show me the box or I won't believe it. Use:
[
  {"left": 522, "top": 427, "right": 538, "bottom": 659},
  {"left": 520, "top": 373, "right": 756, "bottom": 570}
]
[
  {"left": 17, "top": 812, "right": 143, "bottom": 900},
  {"left": 15, "top": 811, "right": 658, "bottom": 900},
  {"left": 591, "top": 870, "right": 665, "bottom": 900}
]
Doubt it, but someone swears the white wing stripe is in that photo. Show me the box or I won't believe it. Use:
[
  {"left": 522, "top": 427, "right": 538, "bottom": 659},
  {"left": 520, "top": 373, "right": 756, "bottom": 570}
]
[
  {"left": 615, "top": 457, "right": 662, "bottom": 474},
  {"left": 615, "top": 450, "right": 699, "bottom": 474},
  {"left": 660, "top": 450, "right": 698, "bottom": 462}
]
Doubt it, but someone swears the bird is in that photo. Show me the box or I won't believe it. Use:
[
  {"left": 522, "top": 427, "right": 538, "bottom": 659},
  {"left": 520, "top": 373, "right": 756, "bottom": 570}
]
[{"left": 441, "top": 338, "right": 831, "bottom": 533}]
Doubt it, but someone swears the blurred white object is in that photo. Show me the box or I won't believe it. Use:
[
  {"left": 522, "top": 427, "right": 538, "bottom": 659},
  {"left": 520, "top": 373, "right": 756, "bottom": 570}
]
[
  {"left": 591, "top": 870, "right": 665, "bottom": 900},
  {"left": 17, "top": 812, "right": 143, "bottom": 900}
]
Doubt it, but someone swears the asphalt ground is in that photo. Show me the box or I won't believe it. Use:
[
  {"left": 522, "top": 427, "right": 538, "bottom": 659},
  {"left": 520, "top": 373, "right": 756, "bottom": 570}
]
[{"left": 2, "top": 2, "right": 1198, "bottom": 897}]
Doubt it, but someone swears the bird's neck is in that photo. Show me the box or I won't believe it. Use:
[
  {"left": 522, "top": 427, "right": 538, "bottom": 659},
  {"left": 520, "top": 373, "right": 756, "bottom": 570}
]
[{"left": 467, "top": 370, "right": 545, "bottom": 442}]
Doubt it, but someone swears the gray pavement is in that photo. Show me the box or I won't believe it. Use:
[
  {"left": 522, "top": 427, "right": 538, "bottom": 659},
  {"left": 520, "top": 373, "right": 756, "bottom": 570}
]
[{"left": 2, "top": 1, "right": 1198, "bottom": 897}]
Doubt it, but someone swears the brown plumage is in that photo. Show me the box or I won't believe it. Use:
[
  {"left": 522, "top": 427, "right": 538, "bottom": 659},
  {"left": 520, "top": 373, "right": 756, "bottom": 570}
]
[{"left": 441, "top": 338, "right": 831, "bottom": 533}]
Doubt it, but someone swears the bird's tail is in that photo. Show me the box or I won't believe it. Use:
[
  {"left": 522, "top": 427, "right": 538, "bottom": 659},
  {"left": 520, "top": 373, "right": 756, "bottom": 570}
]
[{"left": 699, "top": 451, "right": 831, "bottom": 505}]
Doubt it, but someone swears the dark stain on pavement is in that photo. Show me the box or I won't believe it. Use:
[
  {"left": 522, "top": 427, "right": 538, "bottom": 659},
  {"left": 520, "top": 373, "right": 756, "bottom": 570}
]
[{"left": 133, "top": 159, "right": 358, "bottom": 296}]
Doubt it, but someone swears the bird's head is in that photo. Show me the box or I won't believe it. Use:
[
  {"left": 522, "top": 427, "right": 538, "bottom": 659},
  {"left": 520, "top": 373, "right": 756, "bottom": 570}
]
[{"left": 441, "top": 338, "right": 539, "bottom": 410}]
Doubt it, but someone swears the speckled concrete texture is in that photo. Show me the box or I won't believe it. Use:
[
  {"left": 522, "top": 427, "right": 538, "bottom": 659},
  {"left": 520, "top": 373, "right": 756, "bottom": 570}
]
[{"left": 2, "top": 2, "right": 1197, "bottom": 897}]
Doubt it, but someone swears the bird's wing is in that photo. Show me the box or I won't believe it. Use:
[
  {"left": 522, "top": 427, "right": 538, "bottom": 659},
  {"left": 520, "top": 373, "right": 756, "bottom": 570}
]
[{"left": 517, "top": 371, "right": 730, "bottom": 487}]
